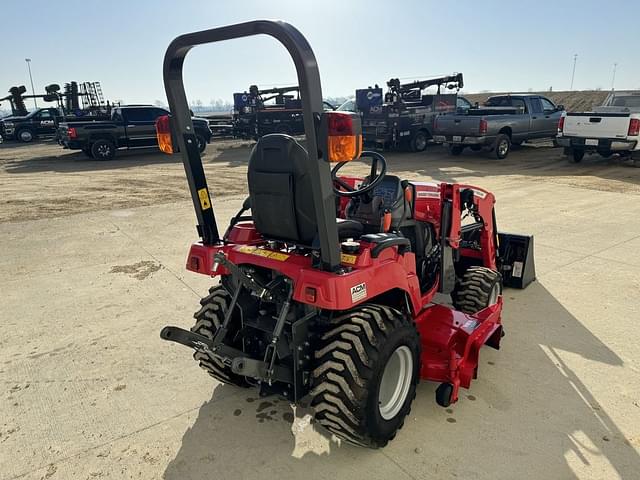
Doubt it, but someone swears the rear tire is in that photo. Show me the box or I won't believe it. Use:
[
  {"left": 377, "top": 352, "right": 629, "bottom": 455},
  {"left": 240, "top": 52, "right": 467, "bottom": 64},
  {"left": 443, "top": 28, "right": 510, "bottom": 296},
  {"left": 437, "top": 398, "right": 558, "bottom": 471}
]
[
  {"left": 191, "top": 286, "right": 250, "bottom": 388},
  {"left": 310, "top": 304, "right": 420, "bottom": 448},
  {"left": 410, "top": 130, "right": 429, "bottom": 152},
  {"left": 91, "top": 139, "right": 116, "bottom": 160},
  {"left": 572, "top": 149, "right": 585, "bottom": 163},
  {"left": 453, "top": 266, "right": 502, "bottom": 314},
  {"left": 449, "top": 145, "right": 464, "bottom": 156},
  {"left": 494, "top": 134, "right": 511, "bottom": 159}
]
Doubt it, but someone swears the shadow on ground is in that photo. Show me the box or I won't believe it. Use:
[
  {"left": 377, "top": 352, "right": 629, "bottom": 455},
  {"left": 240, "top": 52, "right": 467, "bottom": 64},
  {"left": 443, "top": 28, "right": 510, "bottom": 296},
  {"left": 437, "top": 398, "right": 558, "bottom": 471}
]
[{"left": 162, "top": 282, "right": 639, "bottom": 479}]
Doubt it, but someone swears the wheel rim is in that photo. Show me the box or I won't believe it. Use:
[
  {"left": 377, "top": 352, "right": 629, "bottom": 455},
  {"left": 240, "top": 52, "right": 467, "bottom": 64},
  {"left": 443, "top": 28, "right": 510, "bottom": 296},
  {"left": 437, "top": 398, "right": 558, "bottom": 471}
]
[
  {"left": 378, "top": 345, "right": 413, "bottom": 420},
  {"left": 498, "top": 140, "right": 508, "bottom": 156},
  {"left": 415, "top": 134, "right": 427, "bottom": 150},
  {"left": 20, "top": 131, "right": 33, "bottom": 142},
  {"left": 488, "top": 283, "right": 500, "bottom": 305},
  {"left": 97, "top": 144, "right": 110, "bottom": 157}
]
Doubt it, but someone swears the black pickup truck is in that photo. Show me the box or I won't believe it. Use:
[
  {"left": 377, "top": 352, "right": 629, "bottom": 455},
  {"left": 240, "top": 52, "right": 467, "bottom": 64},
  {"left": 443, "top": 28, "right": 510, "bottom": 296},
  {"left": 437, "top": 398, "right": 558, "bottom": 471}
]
[
  {"left": 58, "top": 105, "right": 212, "bottom": 159},
  {"left": 0, "top": 107, "right": 62, "bottom": 142}
]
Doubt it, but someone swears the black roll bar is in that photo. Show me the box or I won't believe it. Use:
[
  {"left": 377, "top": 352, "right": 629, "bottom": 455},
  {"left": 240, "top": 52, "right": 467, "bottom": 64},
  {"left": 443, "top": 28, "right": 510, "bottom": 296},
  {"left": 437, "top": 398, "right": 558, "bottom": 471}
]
[{"left": 162, "top": 20, "right": 341, "bottom": 271}]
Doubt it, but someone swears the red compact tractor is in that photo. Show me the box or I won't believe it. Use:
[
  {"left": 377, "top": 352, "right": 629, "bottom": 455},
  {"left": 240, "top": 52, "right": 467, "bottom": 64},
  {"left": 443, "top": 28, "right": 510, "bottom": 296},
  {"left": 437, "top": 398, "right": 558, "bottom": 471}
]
[{"left": 157, "top": 20, "right": 534, "bottom": 448}]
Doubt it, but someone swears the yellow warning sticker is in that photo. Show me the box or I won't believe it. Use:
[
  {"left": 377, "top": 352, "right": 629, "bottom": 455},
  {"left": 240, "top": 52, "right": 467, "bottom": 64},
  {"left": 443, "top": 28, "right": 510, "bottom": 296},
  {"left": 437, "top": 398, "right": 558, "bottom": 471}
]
[
  {"left": 340, "top": 253, "right": 358, "bottom": 265},
  {"left": 268, "top": 252, "right": 290, "bottom": 261},
  {"left": 197, "top": 188, "right": 211, "bottom": 210},
  {"left": 236, "top": 245, "right": 289, "bottom": 261}
]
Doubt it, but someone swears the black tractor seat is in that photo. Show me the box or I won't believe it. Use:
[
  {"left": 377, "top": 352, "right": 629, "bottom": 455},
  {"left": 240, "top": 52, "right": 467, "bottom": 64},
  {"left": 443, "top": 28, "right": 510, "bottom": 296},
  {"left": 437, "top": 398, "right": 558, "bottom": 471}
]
[{"left": 248, "top": 134, "right": 366, "bottom": 247}]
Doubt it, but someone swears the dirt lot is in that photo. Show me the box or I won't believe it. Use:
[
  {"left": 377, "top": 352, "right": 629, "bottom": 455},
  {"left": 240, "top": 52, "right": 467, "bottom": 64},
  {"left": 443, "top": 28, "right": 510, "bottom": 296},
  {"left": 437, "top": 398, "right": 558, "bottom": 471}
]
[{"left": 1, "top": 140, "right": 640, "bottom": 480}]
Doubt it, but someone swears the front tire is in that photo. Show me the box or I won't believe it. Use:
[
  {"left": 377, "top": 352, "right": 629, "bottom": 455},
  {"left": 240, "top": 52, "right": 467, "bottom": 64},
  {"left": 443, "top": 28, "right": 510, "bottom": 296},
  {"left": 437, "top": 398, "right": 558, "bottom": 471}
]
[
  {"left": 17, "top": 128, "right": 34, "bottom": 143},
  {"left": 310, "top": 304, "right": 420, "bottom": 448},
  {"left": 453, "top": 266, "right": 502, "bottom": 314},
  {"left": 196, "top": 134, "right": 207, "bottom": 153}
]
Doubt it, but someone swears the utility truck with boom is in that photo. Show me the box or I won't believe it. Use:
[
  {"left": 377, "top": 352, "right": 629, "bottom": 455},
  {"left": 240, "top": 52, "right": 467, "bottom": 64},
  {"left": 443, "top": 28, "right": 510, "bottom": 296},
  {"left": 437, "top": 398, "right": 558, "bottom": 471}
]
[
  {"left": 156, "top": 20, "right": 534, "bottom": 448},
  {"left": 359, "top": 74, "right": 464, "bottom": 151}
]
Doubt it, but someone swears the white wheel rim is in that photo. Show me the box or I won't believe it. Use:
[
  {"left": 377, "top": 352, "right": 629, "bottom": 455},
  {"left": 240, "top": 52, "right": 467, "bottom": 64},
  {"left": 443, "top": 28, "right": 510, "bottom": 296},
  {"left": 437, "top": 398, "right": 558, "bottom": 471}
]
[
  {"left": 498, "top": 140, "right": 508, "bottom": 156},
  {"left": 378, "top": 345, "right": 413, "bottom": 420},
  {"left": 21, "top": 131, "right": 32, "bottom": 141},
  {"left": 488, "top": 283, "right": 500, "bottom": 305}
]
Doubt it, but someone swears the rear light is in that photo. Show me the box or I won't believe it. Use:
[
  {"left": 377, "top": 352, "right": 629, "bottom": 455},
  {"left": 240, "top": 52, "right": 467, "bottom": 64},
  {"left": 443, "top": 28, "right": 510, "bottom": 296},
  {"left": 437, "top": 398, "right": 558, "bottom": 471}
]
[
  {"left": 628, "top": 118, "right": 640, "bottom": 136},
  {"left": 558, "top": 116, "right": 565, "bottom": 133},
  {"left": 68, "top": 127, "right": 77, "bottom": 139},
  {"left": 304, "top": 286, "right": 317, "bottom": 303},
  {"left": 155, "top": 115, "right": 174, "bottom": 154},
  {"left": 321, "top": 111, "right": 363, "bottom": 162},
  {"left": 188, "top": 255, "right": 200, "bottom": 272},
  {"left": 479, "top": 119, "right": 488, "bottom": 135}
]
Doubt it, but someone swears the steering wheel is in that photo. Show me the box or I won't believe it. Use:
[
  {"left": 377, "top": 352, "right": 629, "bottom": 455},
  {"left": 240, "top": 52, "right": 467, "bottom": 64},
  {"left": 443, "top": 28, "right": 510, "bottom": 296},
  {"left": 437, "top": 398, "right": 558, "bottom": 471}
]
[{"left": 331, "top": 151, "right": 387, "bottom": 198}]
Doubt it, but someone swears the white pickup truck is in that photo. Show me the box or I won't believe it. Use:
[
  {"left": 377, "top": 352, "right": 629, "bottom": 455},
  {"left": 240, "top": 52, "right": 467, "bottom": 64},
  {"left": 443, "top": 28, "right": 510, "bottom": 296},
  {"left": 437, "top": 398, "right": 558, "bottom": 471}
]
[{"left": 557, "top": 91, "right": 640, "bottom": 163}]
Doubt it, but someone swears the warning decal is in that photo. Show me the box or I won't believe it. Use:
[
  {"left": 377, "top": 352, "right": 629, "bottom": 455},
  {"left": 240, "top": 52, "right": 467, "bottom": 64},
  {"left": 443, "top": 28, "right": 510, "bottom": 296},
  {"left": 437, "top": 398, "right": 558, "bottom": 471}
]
[
  {"left": 197, "top": 188, "right": 211, "bottom": 210},
  {"left": 350, "top": 282, "right": 367, "bottom": 303}
]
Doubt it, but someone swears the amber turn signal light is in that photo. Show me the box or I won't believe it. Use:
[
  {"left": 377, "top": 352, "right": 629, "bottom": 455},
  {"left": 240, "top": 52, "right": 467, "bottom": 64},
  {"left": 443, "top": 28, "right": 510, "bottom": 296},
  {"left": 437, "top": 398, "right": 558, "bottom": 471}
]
[
  {"left": 155, "top": 115, "right": 174, "bottom": 154},
  {"left": 320, "top": 111, "right": 362, "bottom": 162}
]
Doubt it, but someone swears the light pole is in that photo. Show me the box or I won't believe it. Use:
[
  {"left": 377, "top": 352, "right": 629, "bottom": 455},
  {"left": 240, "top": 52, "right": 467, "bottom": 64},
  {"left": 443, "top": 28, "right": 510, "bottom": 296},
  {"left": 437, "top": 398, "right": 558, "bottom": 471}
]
[
  {"left": 25, "top": 58, "right": 37, "bottom": 109},
  {"left": 611, "top": 63, "right": 618, "bottom": 91},
  {"left": 570, "top": 54, "right": 578, "bottom": 91}
]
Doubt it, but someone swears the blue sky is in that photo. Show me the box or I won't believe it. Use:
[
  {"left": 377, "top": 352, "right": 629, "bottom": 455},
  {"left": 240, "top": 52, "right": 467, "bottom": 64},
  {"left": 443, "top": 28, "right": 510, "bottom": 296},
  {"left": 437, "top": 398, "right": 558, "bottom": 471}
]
[{"left": 1, "top": 0, "right": 639, "bottom": 108}]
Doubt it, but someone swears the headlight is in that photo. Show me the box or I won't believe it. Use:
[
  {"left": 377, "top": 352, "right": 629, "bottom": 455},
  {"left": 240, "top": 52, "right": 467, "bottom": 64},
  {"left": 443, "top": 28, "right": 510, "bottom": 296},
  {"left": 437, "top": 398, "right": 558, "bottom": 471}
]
[{"left": 4, "top": 122, "right": 14, "bottom": 127}]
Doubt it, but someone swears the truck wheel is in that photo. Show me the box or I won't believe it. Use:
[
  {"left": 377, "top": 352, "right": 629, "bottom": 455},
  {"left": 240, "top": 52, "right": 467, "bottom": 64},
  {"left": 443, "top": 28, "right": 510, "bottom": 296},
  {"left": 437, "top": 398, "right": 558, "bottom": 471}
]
[
  {"left": 410, "top": 130, "right": 429, "bottom": 152},
  {"left": 91, "top": 139, "right": 116, "bottom": 160},
  {"left": 16, "top": 128, "right": 34, "bottom": 143},
  {"left": 196, "top": 134, "right": 207, "bottom": 153},
  {"left": 310, "top": 304, "right": 420, "bottom": 448},
  {"left": 191, "top": 286, "right": 250, "bottom": 387},
  {"left": 494, "top": 134, "right": 511, "bottom": 159},
  {"left": 453, "top": 266, "right": 502, "bottom": 314},
  {"left": 571, "top": 149, "right": 585, "bottom": 163},
  {"left": 449, "top": 145, "right": 464, "bottom": 156}
]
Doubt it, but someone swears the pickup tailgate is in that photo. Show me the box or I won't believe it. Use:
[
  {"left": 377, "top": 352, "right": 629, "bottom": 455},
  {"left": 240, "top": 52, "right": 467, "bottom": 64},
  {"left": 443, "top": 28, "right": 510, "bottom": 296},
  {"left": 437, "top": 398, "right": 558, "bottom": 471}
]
[
  {"left": 434, "top": 114, "right": 481, "bottom": 136},
  {"left": 563, "top": 112, "right": 631, "bottom": 138}
]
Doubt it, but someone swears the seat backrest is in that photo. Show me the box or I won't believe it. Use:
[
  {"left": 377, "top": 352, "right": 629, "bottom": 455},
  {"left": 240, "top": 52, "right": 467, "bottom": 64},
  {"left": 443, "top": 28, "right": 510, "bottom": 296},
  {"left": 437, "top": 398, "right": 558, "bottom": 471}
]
[{"left": 247, "top": 134, "right": 317, "bottom": 245}]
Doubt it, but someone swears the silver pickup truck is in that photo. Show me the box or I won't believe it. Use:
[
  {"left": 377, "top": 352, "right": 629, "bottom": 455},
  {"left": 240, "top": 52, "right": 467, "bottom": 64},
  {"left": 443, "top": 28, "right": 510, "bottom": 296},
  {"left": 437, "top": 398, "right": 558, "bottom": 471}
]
[{"left": 433, "top": 94, "right": 564, "bottom": 158}]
